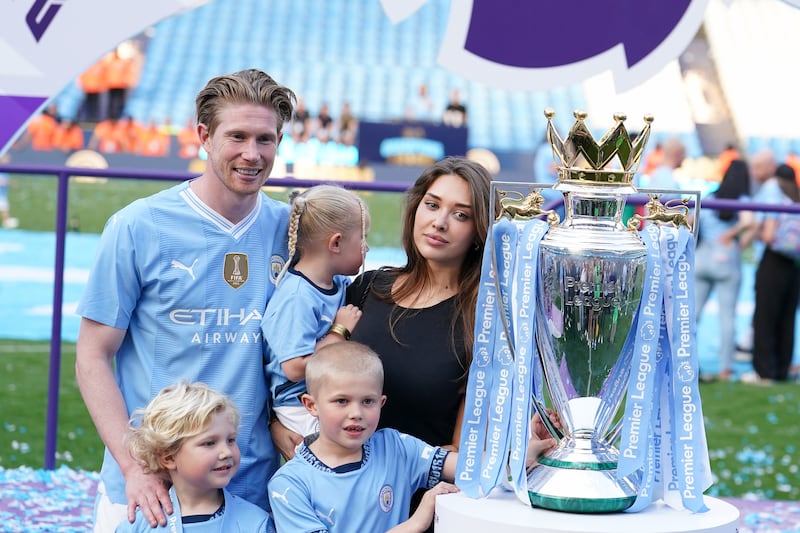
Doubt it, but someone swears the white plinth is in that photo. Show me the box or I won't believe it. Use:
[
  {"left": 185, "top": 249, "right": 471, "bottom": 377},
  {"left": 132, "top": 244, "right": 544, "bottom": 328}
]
[{"left": 435, "top": 490, "right": 739, "bottom": 533}]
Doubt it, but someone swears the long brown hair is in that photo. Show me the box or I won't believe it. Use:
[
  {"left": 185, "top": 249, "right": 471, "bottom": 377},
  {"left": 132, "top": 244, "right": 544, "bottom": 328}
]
[{"left": 374, "top": 157, "right": 495, "bottom": 367}]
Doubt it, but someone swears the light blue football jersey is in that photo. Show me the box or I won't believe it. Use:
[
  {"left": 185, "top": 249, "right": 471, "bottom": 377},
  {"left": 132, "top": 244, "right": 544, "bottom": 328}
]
[
  {"left": 262, "top": 269, "right": 348, "bottom": 408},
  {"left": 269, "top": 429, "right": 449, "bottom": 532},
  {"left": 78, "top": 180, "right": 289, "bottom": 510}
]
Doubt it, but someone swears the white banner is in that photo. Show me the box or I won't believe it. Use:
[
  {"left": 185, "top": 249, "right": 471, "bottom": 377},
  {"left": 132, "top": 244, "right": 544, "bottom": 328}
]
[{"left": 0, "top": 0, "right": 207, "bottom": 154}]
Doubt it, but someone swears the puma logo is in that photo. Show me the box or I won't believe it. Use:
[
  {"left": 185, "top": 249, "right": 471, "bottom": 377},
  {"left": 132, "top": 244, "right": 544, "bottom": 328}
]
[
  {"left": 171, "top": 258, "right": 199, "bottom": 280},
  {"left": 315, "top": 507, "right": 335, "bottom": 526},
  {"left": 271, "top": 487, "right": 290, "bottom": 505}
]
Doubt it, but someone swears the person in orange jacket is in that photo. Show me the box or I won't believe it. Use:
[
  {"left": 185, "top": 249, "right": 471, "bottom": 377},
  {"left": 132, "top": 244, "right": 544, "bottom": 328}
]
[
  {"left": 53, "top": 119, "right": 86, "bottom": 153},
  {"left": 25, "top": 104, "right": 60, "bottom": 151},
  {"left": 78, "top": 59, "right": 108, "bottom": 122}
]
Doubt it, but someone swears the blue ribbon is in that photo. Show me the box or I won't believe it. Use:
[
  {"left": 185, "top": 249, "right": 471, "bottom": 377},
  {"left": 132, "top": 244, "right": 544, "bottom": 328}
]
[
  {"left": 507, "top": 219, "right": 549, "bottom": 502},
  {"left": 456, "top": 235, "right": 497, "bottom": 497},
  {"left": 480, "top": 218, "right": 519, "bottom": 494},
  {"left": 665, "top": 228, "right": 711, "bottom": 512},
  {"left": 627, "top": 225, "right": 711, "bottom": 513},
  {"left": 618, "top": 224, "right": 663, "bottom": 479}
]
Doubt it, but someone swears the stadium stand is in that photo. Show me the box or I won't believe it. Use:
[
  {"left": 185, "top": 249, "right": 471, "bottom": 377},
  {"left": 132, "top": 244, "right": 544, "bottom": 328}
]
[{"left": 48, "top": 0, "right": 713, "bottom": 172}]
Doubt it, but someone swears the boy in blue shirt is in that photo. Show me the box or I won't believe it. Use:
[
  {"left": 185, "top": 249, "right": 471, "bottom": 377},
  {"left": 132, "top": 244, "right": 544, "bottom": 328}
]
[
  {"left": 269, "top": 342, "right": 555, "bottom": 532},
  {"left": 118, "top": 381, "right": 272, "bottom": 532}
]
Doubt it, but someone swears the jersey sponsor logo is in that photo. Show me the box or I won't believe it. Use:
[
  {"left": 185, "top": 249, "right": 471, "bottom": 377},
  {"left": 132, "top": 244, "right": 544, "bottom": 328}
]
[
  {"left": 169, "top": 308, "right": 263, "bottom": 326},
  {"left": 379, "top": 484, "right": 394, "bottom": 513},
  {"left": 26, "top": 0, "right": 65, "bottom": 42},
  {"left": 270, "top": 254, "right": 285, "bottom": 284},
  {"left": 224, "top": 253, "right": 248, "bottom": 289},
  {"left": 169, "top": 307, "right": 264, "bottom": 345}
]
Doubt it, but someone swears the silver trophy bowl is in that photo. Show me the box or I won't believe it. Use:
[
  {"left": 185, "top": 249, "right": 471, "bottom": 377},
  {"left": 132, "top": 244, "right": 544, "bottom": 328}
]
[{"left": 527, "top": 183, "right": 646, "bottom": 513}]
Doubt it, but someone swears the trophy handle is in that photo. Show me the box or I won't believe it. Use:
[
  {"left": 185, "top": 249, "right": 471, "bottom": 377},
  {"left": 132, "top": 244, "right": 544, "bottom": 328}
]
[
  {"left": 626, "top": 189, "right": 702, "bottom": 240},
  {"left": 496, "top": 189, "right": 560, "bottom": 225}
]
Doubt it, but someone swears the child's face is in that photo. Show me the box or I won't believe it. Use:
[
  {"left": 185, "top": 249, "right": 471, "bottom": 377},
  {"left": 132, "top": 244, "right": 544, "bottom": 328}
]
[
  {"left": 163, "top": 410, "right": 240, "bottom": 495},
  {"left": 305, "top": 372, "right": 385, "bottom": 454}
]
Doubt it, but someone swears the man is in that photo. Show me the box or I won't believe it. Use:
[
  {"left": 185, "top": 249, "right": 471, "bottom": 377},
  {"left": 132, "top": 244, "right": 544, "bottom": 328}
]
[
  {"left": 732, "top": 149, "right": 778, "bottom": 360},
  {"left": 76, "top": 69, "right": 295, "bottom": 531},
  {"left": 740, "top": 150, "right": 800, "bottom": 384}
]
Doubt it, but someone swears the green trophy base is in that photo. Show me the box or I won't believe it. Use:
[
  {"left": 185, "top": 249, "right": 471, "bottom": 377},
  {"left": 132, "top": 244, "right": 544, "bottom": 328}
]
[{"left": 526, "top": 454, "right": 639, "bottom": 514}]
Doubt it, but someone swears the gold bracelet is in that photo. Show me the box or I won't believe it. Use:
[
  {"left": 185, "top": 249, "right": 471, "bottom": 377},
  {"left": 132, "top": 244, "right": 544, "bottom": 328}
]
[{"left": 327, "top": 323, "right": 351, "bottom": 340}]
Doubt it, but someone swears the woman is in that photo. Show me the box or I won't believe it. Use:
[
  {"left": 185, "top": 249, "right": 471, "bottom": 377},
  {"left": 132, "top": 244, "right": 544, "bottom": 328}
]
[
  {"left": 748, "top": 163, "right": 800, "bottom": 383},
  {"left": 347, "top": 156, "right": 494, "bottom": 449},
  {"left": 268, "top": 157, "right": 493, "bottom": 460},
  {"left": 695, "top": 159, "right": 752, "bottom": 381}
]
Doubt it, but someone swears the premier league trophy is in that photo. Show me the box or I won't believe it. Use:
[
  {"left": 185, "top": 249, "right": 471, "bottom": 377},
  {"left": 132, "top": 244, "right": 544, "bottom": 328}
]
[
  {"left": 451, "top": 109, "right": 718, "bottom": 530},
  {"left": 522, "top": 109, "right": 651, "bottom": 513},
  {"left": 456, "top": 108, "right": 710, "bottom": 518}
]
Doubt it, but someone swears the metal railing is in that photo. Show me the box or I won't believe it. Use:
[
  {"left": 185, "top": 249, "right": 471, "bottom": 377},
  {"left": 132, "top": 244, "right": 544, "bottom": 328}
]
[
  {"left": 0, "top": 163, "right": 410, "bottom": 469},
  {"left": 3, "top": 162, "right": 800, "bottom": 469}
]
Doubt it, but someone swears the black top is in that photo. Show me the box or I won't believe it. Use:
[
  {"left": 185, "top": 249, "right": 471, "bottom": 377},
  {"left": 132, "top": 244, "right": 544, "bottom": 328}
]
[{"left": 347, "top": 270, "right": 468, "bottom": 447}]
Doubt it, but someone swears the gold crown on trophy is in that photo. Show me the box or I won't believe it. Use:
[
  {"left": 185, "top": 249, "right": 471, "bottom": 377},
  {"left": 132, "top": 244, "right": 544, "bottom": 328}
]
[{"left": 545, "top": 108, "right": 653, "bottom": 186}]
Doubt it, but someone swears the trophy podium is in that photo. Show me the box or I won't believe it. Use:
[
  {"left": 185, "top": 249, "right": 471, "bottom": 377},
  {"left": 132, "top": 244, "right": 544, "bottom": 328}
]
[
  {"left": 435, "top": 491, "right": 740, "bottom": 533},
  {"left": 449, "top": 109, "right": 737, "bottom": 531}
]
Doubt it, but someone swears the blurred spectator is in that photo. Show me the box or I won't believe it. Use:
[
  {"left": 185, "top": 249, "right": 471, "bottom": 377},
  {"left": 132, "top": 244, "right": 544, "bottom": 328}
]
[
  {"left": 405, "top": 83, "right": 435, "bottom": 122},
  {"left": 52, "top": 118, "right": 86, "bottom": 153},
  {"left": 743, "top": 158, "right": 800, "bottom": 384},
  {"left": 786, "top": 151, "right": 800, "bottom": 188},
  {"left": 641, "top": 142, "right": 663, "bottom": 177},
  {"left": 120, "top": 116, "right": 142, "bottom": 153},
  {"left": 78, "top": 58, "right": 108, "bottom": 123},
  {"left": 442, "top": 88, "right": 467, "bottom": 128},
  {"left": 695, "top": 159, "right": 753, "bottom": 382},
  {"left": 336, "top": 101, "right": 358, "bottom": 144},
  {"left": 176, "top": 118, "right": 201, "bottom": 159},
  {"left": 315, "top": 102, "right": 334, "bottom": 141},
  {"left": 136, "top": 119, "right": 170, "bottom": 157},
  {"left": 25, "top": 104, "right": 60, "bottom": 151},
  {"left": 641, "top": 136, "right": 685, "bottom": 190},
  {"left": 715, "top": 143, "right": 741, "bottom": 181},
  {"left": 104, "top": 50, "right": 136, "bottom": 120},
  {"left": 89, "top": 118, "right": 125, "bottom": 153},
  {"left": 290, "top": 98, "right": 311, "bottom": 143}
]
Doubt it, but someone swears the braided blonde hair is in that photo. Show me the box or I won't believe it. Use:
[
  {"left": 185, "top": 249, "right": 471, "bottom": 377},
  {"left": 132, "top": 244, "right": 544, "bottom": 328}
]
[{"left": 278, "top": 184, "right": 368, "bottom": 282}]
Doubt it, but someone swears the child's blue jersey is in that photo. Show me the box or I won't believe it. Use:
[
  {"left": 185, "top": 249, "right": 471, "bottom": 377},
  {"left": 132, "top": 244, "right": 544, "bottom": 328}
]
[
  {"left": 116, "top": 487, "right": 273, "bottom": 532},
  {"left": 268, "top": 429, "right": 449, "bottom": 532},
  {"left": 77, "top": 181, "right": 289, "bottom": 510},
  {"left": 262, "top": 269, "right": 348, "bottom": 408}
]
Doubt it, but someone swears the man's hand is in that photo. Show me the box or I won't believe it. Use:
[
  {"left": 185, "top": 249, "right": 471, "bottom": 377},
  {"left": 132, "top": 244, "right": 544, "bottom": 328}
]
[
  {"left": 124, "top": 468, "right": 171, "bottom": 527},
  {"left": 270, "top": 418, "right": 303, "bottom": 461}
]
